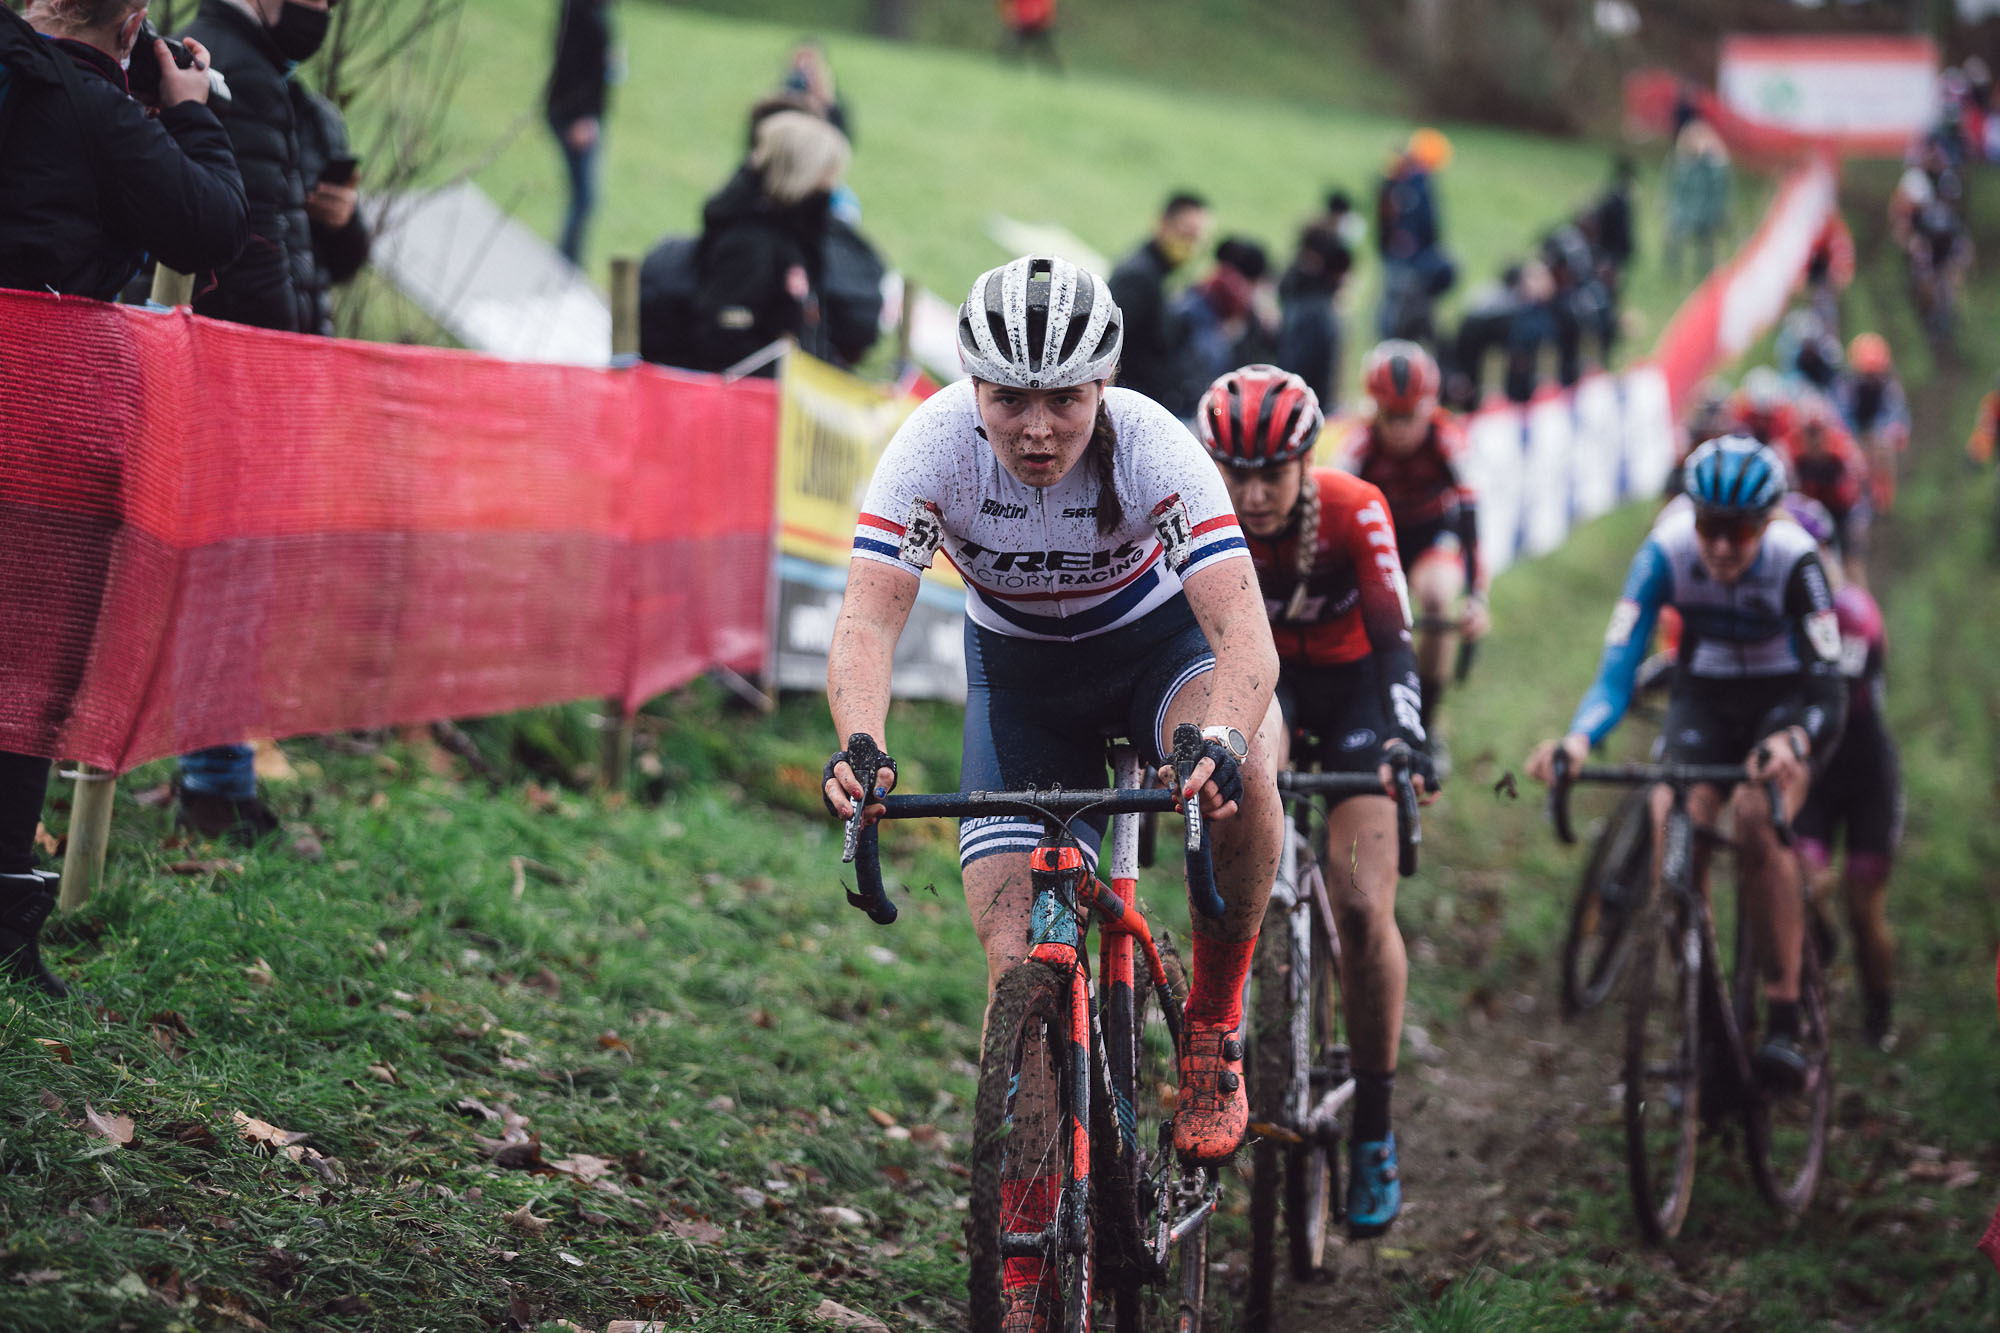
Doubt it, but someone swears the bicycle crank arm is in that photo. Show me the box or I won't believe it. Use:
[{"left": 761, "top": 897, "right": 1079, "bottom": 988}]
[
  {"left": 1301, "top": 1077, "right": 1357, "bottom": 1142},
  {"left": 1168, "top": 1192, "right": 1218, "bottom": 1244}
]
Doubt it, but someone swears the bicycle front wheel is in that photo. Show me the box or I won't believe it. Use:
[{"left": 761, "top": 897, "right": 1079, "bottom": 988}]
[
  {"left": 1623, "top": 894, "right": 1703, "bottom": 1244},
  {"left": 1562, "top": 787, "right": 1652, "bottom": 1017},
  {"left": 970, "top": 961, "right": 1090, "bottom": 1333}
]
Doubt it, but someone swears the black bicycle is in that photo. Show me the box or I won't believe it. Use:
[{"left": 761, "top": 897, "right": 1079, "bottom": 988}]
[
  {"left": 1242, "top": 763, "right": 1419, "bottom": 1332},
  {"left": 839, "top": 725, "right": 1225, "bottom": 1331},
  {"left": 1548, "top": 754, "right": 1833, "bottom": 1244}
]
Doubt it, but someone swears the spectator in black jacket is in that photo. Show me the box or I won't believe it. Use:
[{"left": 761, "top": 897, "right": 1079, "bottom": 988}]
[
  {"left": 0, "top": 0, "right": 248, "bottom": 997},
  {"left": 690, "top": 109, "right": 850, "bottom": 375},
  {"left": 176, "top": 0, "right": 333, "bottom": 844},
  {"left": 291, "top": 84, "right": 369, "bottom": 335},
  {"left": 1276, "top": 199, "right": 1358, "bottom": 408},
  {"left": 1107, "top": 191, "right": 1209, "bottom": 416},
  {"left": 546, "top": 0, "right": 611, "bottom": 268}
]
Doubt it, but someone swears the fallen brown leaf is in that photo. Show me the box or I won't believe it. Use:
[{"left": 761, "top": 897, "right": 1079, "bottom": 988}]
[
  {"left": 503, "top": 1202, "right": 550, "bottom": 1235},
  {"left": 366, "top": 1063, "right": 399, "bottom": 1086},
  {"left": 33, "top": 1038, "right": 73, "bottom": 1065},
  {"left": 597, "top": 1031, "right": 631, "bottom": 1054},
  {"left": 456, "top": 1097, "right": 502, "bottom": 1122},
  {"left": 36, "top": 1089, "right": 65, "bottom": 1115},
  {"left": 243, "top": 958, "right": 277, "bottom": 987},
  {"left": 150, "top": 1010, "right": 193, "bottom": 1035},
  {"left": 82, "top": 1104, "right": 134, "bottom": 1146},
  {"left": 168, "top": 859, "right": 244, "bottom": 876},
  {"left": 667, "top": 1218, "right": 724, "bottom": 1245},
  {"left": 547, "top": 1153, "right": 614, "bottom": 1183},
  {"left": 163, "top": 1121, "right": 220, "bottom": 1151},
  {"left": 231, "top": 1111, "right": 309, "bottom": 1149},
  {"left": 132, "top": 782, "right": 175, "bottom": 809},
  {"left": 865, "top": 1106, "right": 897, "bottom": 1128},
  {"left": 750, "top": 1008, "right": 775, "bottom": 1030},
  {"left": 813, "top": 1298, "right": 890, "bottom": 1332},
  {"left": 151, "top": 1026, "right": 180, "bottom": 1059},
  {"left": 607, "top": 1323, "right": 671, "bottom": 1333},
  {"left": 11, "top": 1269, "right": 63, "bottom": 1286}
]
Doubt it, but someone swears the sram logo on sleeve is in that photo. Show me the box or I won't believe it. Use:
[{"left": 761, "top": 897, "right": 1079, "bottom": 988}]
[
  {"left": 1804, "top": 608, "right": 1842, "bottom": 662},
  {"left": 899, "top": 497, "right": 945, "bottom": 569},
  {"left": 1604, "top": 599, "right": 1642, "bottom": 647},
  {"left": 1149, "top": 493, "right": 1194, "bottom": 569}
]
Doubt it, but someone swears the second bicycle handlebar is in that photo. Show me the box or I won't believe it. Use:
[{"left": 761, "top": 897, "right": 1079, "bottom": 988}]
[
  {"left": 1277, "top": 756, "right": 1423, "bottom": 878},
  {"left": 1547, "top": 752, "right": 1793, "bottom": 848}
]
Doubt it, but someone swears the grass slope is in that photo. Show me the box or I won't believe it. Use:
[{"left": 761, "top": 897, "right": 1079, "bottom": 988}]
[
  {"left": 3, "top": 167, "right": 1993, "bottom": 1328},
  {"left": 355, "top": 0, "right": 1726, "bottom": 391}
]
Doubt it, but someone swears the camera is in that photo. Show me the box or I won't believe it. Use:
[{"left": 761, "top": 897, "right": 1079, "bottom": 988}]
[{"left": 125, "top": 19, "right": 231, "bottom": 109}]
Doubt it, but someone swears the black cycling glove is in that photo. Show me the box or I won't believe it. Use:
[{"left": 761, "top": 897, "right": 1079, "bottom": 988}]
[
  {"left": 823, "top": 733, "right": 897, "bottom": 818},
  {"left": 1385, "top": 739, "right": 1441, "bottom": 792},
  {"left": 1171, "top": 727, "right": 1245, "bottom": 809}
]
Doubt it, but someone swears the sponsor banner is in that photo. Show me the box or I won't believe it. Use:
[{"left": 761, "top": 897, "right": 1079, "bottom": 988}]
[
  {"left": 776, "top": 352, "right": 966, "bottom": 699},
  {"left": 1719, "top": 35, "right": 1939, "bottom": 157}
]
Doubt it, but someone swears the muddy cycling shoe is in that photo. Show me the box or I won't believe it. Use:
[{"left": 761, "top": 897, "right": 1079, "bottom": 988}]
[
  {"left": 1863, "top": 989, "right": 1897, "bottom": 1053},
  {"left": 175, "top": 788, "right": 281, "bottom": 847},
  {"left": 0, "top": 870, "right": 68, "bottom": 998},
  {"left": 1173, "top": 1021, "right": 1247, "bottom": 1164},
  {"left": 999, "top": 1288, "right": 1053, "bottom": 1333},
  {"left": 1347, "top": 1134, "right": 1401, "bottom": 1238},
  {"left": 1753, "top": 1032, "right": 1811, "bottom": 1096}
]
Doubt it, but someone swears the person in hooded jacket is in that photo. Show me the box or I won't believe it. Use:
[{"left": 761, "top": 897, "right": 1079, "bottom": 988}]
[
  {"left": 174, "top": 0, "right": 335, "bottom": 843},
  {"left": 179, "top": 0, "right": 332, "bottom": 335},
  {"left": 689, "top": 109, "right": 850, "bottom": 375},
  {"left": 0, "top": 0, "right": 248, "bottom": 998}
]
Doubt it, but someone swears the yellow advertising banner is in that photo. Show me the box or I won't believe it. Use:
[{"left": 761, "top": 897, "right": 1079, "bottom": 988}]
[{"left": 776, "top": 351, "right": 960, "bottom": 586}]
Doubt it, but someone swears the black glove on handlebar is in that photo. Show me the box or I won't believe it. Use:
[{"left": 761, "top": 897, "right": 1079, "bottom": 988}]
[
  {"left": 823, "top": 734, "right": 897, "bottom": 818},
  {"left": 1179, "top": 735, "right": 1245, "bottom": 808},
  {"left": 1386, "top": 740, "right": 1441, "bottom": 792}
]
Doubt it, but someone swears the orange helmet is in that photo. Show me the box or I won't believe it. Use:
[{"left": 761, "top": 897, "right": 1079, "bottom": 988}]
[
  {"left": 1362, "top": 340, "right": 1441, "bottom": 416},
  {"left": 1408, "top": 127, "right": 1453, "bottom": 171},
  {"left": 1847, "top": 332, "right": 1892, "bottom": 376}
]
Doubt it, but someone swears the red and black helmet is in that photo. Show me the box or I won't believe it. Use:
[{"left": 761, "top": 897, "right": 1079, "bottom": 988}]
[
  {"left": 1196, "top": 364, "right": 1323, "bottom": 468},
  {"left": 1362, "top": 339, "right": 1441, "bottom": 416}
]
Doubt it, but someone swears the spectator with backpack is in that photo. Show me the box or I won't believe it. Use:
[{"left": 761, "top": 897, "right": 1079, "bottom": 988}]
[{"left": 0, "top": 0, "right": 248, "bottom": 996}]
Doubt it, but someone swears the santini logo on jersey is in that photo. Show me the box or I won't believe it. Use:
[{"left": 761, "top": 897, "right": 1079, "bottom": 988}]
[{"left": 979, "top": 498, "right": 1028, "bottom": 519}]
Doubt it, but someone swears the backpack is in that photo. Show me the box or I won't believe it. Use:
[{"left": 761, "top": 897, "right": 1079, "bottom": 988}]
[{"left": 637, "top": 233, "right": 700, "bottom": 369}]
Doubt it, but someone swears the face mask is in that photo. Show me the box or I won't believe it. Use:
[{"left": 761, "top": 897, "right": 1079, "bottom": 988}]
[{"left": 268, "top": 2, "right": 331, "bottom": 62}]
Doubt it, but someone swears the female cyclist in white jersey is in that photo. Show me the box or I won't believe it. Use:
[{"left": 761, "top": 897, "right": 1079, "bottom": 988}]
[{"left": 822, "top": 255, "right": 1284, "bottom": 1169}]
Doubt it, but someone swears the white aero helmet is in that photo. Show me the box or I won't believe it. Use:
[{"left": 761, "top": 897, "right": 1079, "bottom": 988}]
[{"left": 956, "top": 255, "right": 1123, "bottom": 390}]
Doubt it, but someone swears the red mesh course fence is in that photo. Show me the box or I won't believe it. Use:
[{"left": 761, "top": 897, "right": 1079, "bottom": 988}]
[{"left": 0, "top": 289, "right": 778, "bottom": 773}]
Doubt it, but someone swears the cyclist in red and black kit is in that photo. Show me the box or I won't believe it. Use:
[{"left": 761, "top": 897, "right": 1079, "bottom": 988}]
[
  {"left": 1197, "top": 364, "right": 1436, "bottom": 1238},
  {"left": 1783, "top": 394, "right": 1872, "bottom": 586},
  {"left": 1346, "top": 339, "right": 1488, "bottom": 749},
  {"left": 1783, "top": 496, "right": 1902, "bottom": 1049}
]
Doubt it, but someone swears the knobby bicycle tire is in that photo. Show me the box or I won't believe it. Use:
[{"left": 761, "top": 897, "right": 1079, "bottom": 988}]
[
  {"left": 1740, "top": 905, "right": 1833, "bottom": 1218},
  {"left": 969, "top": 961, "right": 1090, "bottom": 1333},
  {"left": 1562, "top": 787, "right": 1653, "bottom": 1017},
  {"left": 1623, "top": 891, "right": 1703, "bottom": 1245},
  {"left": 1245, "top": 905, "right": 1294, "bottom": 1333},
  {"left": 1285, "top": 901, "right": 1340, "bottom": 1280}
]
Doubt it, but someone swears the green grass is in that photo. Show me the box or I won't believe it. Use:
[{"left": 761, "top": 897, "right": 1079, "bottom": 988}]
[{"left": 346, "top": 0, "right": 1743, "bottom": 395}]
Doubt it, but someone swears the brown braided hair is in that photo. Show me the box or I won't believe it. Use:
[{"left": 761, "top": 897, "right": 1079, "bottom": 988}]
[
  {"left": 1283, "top": 463, "right": 1320, "bottom": 620},
  {"left": 1087, "top": 397, "right": 1125, "bottom": 536}
]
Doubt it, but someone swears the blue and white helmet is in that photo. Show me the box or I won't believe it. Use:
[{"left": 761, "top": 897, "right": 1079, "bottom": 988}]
[
  {"left": 1685, "top": 434, "right": 1787, "bottom": 515},
  {"left": 956, "top": 255, "right": 1123, "bottom": 390}
]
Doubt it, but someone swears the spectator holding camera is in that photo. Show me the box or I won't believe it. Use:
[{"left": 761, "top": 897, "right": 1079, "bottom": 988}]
[
  {"left": 173, "top": 0, "right": 335, "bottom": 842},
  {"left": 0, "top": 0, "right": 248, "bottom": 996}
]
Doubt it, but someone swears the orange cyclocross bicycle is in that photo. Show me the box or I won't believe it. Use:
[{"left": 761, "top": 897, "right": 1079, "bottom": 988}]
[{"left": 839, "top": 724, "right": 1224, "bottom": 1331}]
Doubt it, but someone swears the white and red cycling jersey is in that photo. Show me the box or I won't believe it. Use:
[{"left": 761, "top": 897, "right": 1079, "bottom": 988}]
[{"left": 851, "top": 381, "right": 1249, "bottom": 641}]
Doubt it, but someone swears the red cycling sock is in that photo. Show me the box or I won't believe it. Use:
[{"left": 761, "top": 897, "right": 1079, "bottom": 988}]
[{"left": 1184, "top": 930, "right": 1258, "bottom": 1029}]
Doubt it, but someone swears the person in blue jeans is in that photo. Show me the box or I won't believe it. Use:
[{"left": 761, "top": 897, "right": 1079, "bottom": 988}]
[{"left": 545, "top": 0, "right": 612, "bottom": 268}]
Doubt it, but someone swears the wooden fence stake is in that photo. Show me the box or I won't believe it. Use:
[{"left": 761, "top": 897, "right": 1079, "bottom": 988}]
[
  {"left": 58, "top": 765, "right": 117, "bottom": 914},
  {"left": 599, "top": 256, "right": 642, "bottom": 791}
]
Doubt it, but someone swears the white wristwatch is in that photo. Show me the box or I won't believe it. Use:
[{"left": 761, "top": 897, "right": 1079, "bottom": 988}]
[{"left": 1201, "top": 725, "right": 1248, "bottom": 760}]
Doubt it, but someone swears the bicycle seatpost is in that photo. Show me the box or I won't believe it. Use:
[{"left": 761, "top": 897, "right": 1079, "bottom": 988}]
[
  {"left": 1170, "top": 723, "right": 1226, "bottom": 920},
  {"left": 839, "top": 733, "right": 898, "bottom": 925}
]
